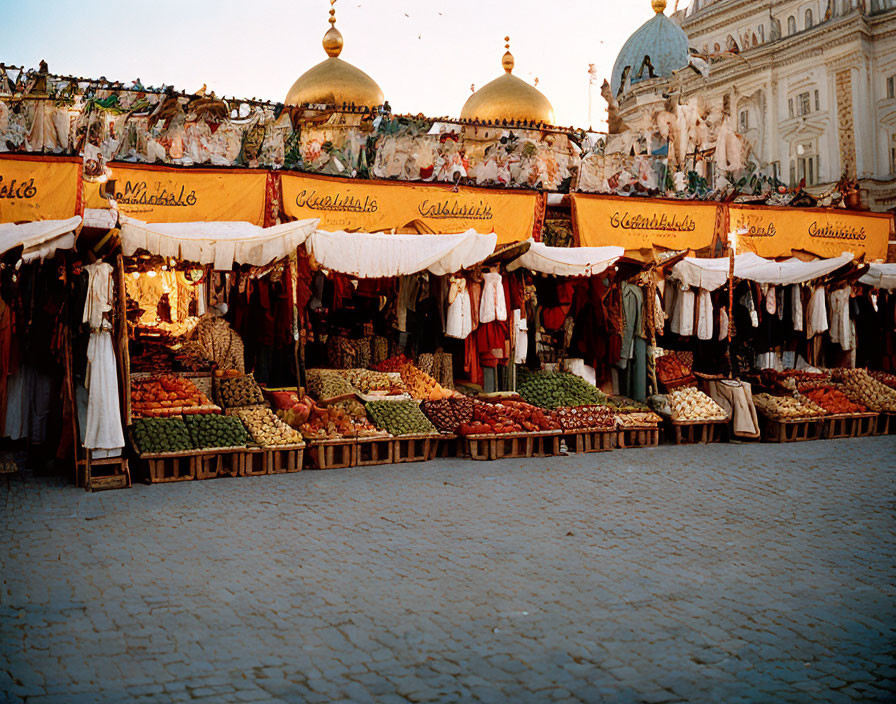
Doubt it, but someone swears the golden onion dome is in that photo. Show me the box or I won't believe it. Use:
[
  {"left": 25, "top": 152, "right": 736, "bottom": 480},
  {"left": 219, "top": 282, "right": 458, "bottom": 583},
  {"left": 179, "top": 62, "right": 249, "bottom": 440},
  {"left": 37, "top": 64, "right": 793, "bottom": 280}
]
[
  {"left": 460, "top": 38, "right": 556, "bottom": 125},
  {"left": 284, "top": 1, "right": 384, "bottom": 109}
]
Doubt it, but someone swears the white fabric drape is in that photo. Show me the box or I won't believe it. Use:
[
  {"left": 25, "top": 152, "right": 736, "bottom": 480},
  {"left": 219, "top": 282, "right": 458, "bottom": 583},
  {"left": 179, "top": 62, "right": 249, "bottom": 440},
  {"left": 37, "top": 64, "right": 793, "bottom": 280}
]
[
  {"left": 120, "top": 214, "right": 318, "bottom": 270},
  {"left": 671, "top": 286, "right": 695, "bottom": 336},
  {"left": 0, "top": 216, "right": 81, "bottom": 262},
  {"left": 696, "top": 289, "right": 713, "bottom": 341},
  {"left": 672, "top": 252, "right": 855, "bottom": 292},
  {"left": 807, "top": 286, "right": 829, "bottom": 339},
  {"left": 479, "top": 272, "right": 507, "bottom": 323},
  {"left": 828, "top": 288, "right": 852, "bottom": 350},
  {"left": 82, "top": 262, "right": 124, "bottom": 452},
  {"left": 860, "top": 263, "right": 896, "bottom": 290},
  {"left": 791, "top": 285, "right": 804, "bottom": 332},
  {"left": 308, "top": 229, "right": 497, "bottom": 278},
  {"left": 507, "top": 240, "right": 624, "bottom": 277}
]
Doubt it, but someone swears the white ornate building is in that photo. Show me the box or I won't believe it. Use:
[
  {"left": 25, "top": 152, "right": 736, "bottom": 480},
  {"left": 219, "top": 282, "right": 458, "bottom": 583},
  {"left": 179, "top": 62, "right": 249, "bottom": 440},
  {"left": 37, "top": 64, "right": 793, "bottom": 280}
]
[{"left": 612, "top": 0, "right": 896, "bottom": 211}]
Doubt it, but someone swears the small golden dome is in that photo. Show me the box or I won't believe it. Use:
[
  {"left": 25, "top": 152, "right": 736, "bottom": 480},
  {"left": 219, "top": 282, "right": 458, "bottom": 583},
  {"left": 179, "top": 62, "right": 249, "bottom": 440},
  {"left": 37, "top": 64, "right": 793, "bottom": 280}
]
[
  {"left": 652, "top": 0, "right": 667, "bottom": 13},
  {"left": 284, "top": 1, "right": 384, "bottom": 109},
  {"left": 460, "top": 38, "right": 555, "bottom": 125}
]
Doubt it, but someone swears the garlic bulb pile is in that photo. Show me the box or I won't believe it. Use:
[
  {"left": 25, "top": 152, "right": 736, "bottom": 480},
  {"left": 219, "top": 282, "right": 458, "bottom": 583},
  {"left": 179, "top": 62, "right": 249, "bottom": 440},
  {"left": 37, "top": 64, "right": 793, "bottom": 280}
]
[
  {"left": 753, "top": 393, "right": 826, "bottom": 419},
  {"left": 668, "top": 387, "right": 728, "bottom": 421}
]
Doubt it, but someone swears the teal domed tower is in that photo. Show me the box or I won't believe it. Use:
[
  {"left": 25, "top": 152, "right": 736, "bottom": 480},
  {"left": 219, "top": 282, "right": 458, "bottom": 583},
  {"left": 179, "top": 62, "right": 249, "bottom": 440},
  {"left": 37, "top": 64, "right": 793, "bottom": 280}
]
[{"left": 611, "top": 0, "right": 690, "bottom": 96}]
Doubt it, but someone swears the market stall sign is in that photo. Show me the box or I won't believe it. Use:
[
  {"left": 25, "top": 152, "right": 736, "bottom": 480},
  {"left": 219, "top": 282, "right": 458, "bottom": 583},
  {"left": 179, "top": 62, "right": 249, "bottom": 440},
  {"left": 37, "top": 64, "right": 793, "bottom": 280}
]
[
  {"left": 571, "top": 194, "right": 719, "bottom": 252},
  {"left": 729, "top": 205, "right": 892, "bottom": 260},
  {"left": 281, "top": 174, "right": 537, "bottom": 245},
  {"left": 85, "top": 165, "right": 268, "bottom": 225},
  {"left": 0, "top": 156, "right": 80, "bottom": 223}
]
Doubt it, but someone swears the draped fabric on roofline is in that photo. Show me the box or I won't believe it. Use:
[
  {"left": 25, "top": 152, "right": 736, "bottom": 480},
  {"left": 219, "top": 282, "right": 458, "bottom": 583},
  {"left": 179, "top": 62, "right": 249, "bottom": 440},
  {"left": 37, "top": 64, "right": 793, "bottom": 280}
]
[
  {"left": 119, "top": 215, "right": 319, "bottom": 270},
  {"left": 859, "top": 263, "right": 896, "bottom": 290},
  {"left": 0, "top": 216, "right": 82, "bottom": 262},
  {"left": 672, "top": 252, "right": 855, "bottom": 292},
  {"left": 507, "top": 240, "right": 624, "bottom": 277},
  {"left": 307, "top": 230, "right": 498, "bottom": 278}
]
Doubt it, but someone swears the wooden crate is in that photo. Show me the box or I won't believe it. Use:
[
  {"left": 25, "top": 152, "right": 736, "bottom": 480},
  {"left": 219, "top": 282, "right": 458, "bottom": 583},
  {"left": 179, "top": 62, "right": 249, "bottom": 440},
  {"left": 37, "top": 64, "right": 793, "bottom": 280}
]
[
  {"left": 560, "top": 429, "right": 616, "bottom": 454},
  {"left": 874, "top": 412, "right": 896, "bottom": 436},
  {"left": 356, "top": 437, "right": 394, "bottom": 467},
  {"left": 667, "top": 419, "right": 728, "bottom": 445},
  {"left": 79, "top": 455, "right": 131, "bottom": 492},
  {"left": 268, "top": 444, "right": 305, "bottom": 474},
  {"left": 393, "top": 434, "right": 439, "bottom": 464},
  {"left": 760, "top": 415, "right": 824, "bottom": 443},
  {"left": 142, "top": 451, "right": 196, "bottom": 483},
  {"left": 530, "top": 431, "right": 561, "bottom": 457},
  {"left": 305, "top": 439, "right": 357, "bottom": 470},
  {"left": 240, "top": 447, "right": 270, "bottom": 477},
  {"left": 616, "top": 425, "right": 661, "bottom": 449},
  {"left": 464, "top": 432, "right": 538, "bottom": 461},
  {"left": 434, "top": 434, "right": 463, "bottom": 458},
  {"left": 823, "top": 412, "right": 878, "bottom": 440},
  {"left": 193, "top": 449, "right": 243, "bottom": 480}
]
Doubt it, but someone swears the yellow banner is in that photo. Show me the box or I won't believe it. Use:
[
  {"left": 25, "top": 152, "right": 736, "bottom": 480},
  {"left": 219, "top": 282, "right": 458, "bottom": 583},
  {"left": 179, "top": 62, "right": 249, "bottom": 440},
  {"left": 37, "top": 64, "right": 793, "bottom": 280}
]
[
  {"left": 730, "top": 205, "right": 892, "bottom": 260},
  {"left": 86, "top": 165, "right": 268, "bottom": 225},
  {"left": 572, "top": 194, "right": 719, "bottom": 251},
  {"left": 282, "top": 174, "right": 536, "bottom": 245},
  {"left": 0, "top": 156, "right": 80, "bottom": 223}
]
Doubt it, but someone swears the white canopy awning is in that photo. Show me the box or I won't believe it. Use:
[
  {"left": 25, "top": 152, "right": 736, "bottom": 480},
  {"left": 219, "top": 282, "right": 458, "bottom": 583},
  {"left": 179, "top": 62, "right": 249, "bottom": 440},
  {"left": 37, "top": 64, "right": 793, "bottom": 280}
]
[
  {"left": 0, "top": 216, "right": 82, "bottom": 262},
  {"left": 860, "top": 263, "right": 896, "bottom": 290},
  {"left": 308, "top": 230, "right": 498, "bottom": 278},
  {"left": 672, "top": 252, "right": 855, "bottom": 291},
  {"left": 120, "top": 214, "right": 319, "bottom": 270},
  {"left": 507, "top": 240, "right": 624, "bottom": 277}
]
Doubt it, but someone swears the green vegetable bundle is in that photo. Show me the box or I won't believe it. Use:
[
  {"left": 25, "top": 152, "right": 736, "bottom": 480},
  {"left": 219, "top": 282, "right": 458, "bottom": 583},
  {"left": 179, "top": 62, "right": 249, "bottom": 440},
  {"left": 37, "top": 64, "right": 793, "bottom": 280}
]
[
  {"left": 365, "top": 400, "right": 437, "bottom": 436},
  {"left": 517, "top": 370, "right": 606, "bottom": 409},
  {"left": 131, "top": 417, "right": 194, "bottom": 454},
  {"left": 184, "top": 414, "right": 250, "bottom": 449}
]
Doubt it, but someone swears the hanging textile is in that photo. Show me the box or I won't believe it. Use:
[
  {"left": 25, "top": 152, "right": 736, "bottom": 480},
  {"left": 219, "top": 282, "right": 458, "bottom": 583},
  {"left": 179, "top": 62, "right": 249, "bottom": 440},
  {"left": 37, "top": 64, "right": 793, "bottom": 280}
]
[
  {"left": 829, "top": 288, "right": 852, "bottom": 350},
  {"left": 82, "top": 262, "right": 124, "bottom": 453},
  {"left": 697, "top": 289, "right": 713, "bottom": 341},
  {"left": 479, "top": 272, "right": 508, "bottom": 324},
  {"left": 807, "top": 286, "right": 829, "bottom": 339}
]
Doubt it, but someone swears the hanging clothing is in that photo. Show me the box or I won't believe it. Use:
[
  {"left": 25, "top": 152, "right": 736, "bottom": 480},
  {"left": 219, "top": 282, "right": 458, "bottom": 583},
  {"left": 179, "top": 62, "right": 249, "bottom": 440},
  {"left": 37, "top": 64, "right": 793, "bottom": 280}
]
[
  {"left": 807, "top": 286, "right": 829, "bottom": 339},
  {"left": 828, "top": 288, "right": 852, "bottom": 350},
  {"left": 791, "top": 285, "right": 804, "bottom": 332},
  {"left": 445, "top": 276, "right": 473, "bottom": 339},
  {"left": 671, "top": 285, "right": 695, "bottom": 337},
  {"left": 82, "top": 262, "right": 124, "bottom": 453},
  {"left": 706, "top": 380, "right": 760, "bottom": 439},
  {"left": 765, "top": 286, "right": 777, "bottom": 316},
  {"left": 697, "top": 289, "right": 714, "bottom": 341},
  {"left": 513, "top": 309, "right": 528, "bottom": 364},
  {"left": 719, "top": 306, "right": 729, "bottom": 342},
  {"left": 618, "top": 282, "right": 643, "bottom": 368},
  {"left": 479, "top": 272, "right": 508, "bottom": 324}
]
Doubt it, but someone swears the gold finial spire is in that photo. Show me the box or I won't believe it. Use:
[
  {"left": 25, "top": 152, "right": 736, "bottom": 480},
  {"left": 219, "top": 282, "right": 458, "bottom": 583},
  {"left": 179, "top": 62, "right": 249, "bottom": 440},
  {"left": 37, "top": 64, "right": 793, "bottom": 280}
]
[
  {"left": 652, "top": 0, "right": 667, "bottom": 13},
  {"left": 502, "top": 36, "right": 514, "bottom": 73},
  {"left": 323, "top": 0, "right": 344, "bottom": 58}
]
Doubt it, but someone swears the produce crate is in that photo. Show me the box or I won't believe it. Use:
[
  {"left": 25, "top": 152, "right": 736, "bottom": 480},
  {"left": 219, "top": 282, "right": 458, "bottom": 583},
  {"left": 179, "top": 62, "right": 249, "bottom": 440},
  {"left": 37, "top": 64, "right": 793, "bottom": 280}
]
[
  {"left": 434, "top": 434, "right": 463, "bottom": 458},
  {"left": 240, "top": 447, "right": 270, "bottom": 477},
  {"left": 823, "top": 412, "right": 878, "bottom": 439},
  {"left": 141, "top": 451, "right": 196, "bottom": 483},
  {"left": 531, "top": 431, "right": 562, "bottom": 457},
  {"left": 465, "top": 433, "right": 532, "bottom": 461},
  {"left": 560, "top": 428, "right": 616, "bottom": 453},
  {"left": 356, "top": 436, "right": 394, "bottom": 467},
  {"left": 393, "top": 434, "right": 440, "bottom": 464},
  {"left": 267, "top": 443, "right": 305, "bottom": 474},
  {"left": 193, "top": 448, "right": 244, "bottom": 480},
  {"left": 305, "top": 439, "right": 357, "bottom": 470},
  {"left": 616, "top": 425, "right": 661, "bottom": 449},
  {"left": 874, "top": 412, "right": 896, "bottom": 436},
  {"left": 667, "top": 418, "right": 728, "bottom": 445},
  {"left": 759, "top": 414, "right": 824, "bottom": 443}
]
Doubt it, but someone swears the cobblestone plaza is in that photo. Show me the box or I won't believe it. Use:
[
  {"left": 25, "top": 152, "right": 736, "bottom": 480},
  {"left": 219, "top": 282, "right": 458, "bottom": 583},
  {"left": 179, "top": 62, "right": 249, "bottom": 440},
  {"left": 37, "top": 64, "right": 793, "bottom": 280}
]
[{"left": 2, "top": 437, "right": 894, "bottom": 703}]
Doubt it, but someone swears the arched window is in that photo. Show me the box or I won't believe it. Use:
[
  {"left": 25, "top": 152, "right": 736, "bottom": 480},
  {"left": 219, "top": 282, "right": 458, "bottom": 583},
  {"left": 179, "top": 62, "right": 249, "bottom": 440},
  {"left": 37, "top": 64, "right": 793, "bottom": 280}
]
[
  {"left": 805, "top": 8, "right": 813, "bottom": 28},
  {"left": 758, "top": 25, "right": 765, "bottom": 42},
  {"left": 788, "top": 15, "right": 797, "bottom": 34}
]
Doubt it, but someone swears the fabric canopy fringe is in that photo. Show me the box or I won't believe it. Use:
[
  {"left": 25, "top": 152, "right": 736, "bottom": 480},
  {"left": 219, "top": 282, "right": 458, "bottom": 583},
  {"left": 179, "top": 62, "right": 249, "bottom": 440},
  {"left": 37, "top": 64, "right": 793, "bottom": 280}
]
[
  {"left": 0, "top": 216, "right": 81, "bottom": 261},
  {"left": 672, "top": 252, "right": 855, "bottom": 292},
  {"left": 119, "top": 214, "right": 319, "bottom": 270},
  {"left": 507, "top": 240, "right": 624, "bottom": 277}
]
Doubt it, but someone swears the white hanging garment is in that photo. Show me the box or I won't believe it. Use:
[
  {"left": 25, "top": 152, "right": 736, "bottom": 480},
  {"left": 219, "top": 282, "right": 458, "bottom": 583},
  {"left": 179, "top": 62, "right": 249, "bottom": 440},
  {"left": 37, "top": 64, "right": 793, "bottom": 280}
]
[
  {"left": 806, "top": 286, "right": 829, "bottom": 339},
  {"left": 479, "top": 272, "right": 507, "bottom": 324},
  {"left": 82, "top": 262, "right": 125, "bottom": 452},
  {"left": 765, "top": 286, "right": 776, "bottom": 316},
  {"left": 672, "top": 286, "right": 695, "bottom": 337},
  {"left": 514, "top": 310, "right": 528, "bottom": 364},
  {"left": 445, "top": 276, "right": 473, "bottom": 339},
  {"left": 719, "top": 307, "right": 729, "bottom": 341},
  {"left": 697, "top": 289, "right": 713, "bottom": 341},
  {"left": 828, "top": 288, "right": 851, "bottom": 350},
  {"left": 791, "top": 285, "right": 804, "bottom": 332}
]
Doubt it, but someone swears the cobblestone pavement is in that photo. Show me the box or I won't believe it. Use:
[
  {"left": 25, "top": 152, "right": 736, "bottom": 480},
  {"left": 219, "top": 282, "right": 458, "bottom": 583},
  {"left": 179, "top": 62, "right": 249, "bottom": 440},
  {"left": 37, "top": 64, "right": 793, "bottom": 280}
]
[{"left": 2, "top": 437, "right": 895, "bottom": 704}]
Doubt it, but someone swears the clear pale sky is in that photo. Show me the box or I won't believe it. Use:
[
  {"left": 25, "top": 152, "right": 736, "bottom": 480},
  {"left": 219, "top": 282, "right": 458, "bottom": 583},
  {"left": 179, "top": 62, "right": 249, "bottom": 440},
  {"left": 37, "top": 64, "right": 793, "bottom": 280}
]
[{"left": 1, "top": 0, "right": 690, "bottom": 130}]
